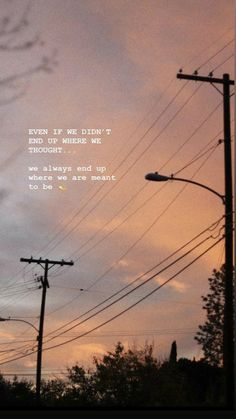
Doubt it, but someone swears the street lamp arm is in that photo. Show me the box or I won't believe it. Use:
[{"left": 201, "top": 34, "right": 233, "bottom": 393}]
[
  {"left": 145, "top": 172, "right": 225, "bottom": 203},
  {"left": 0, "top": 317, "right": 39, "bottom": 333},
  {"left": 169, "top": 176, "right": 225, "bottom": 203}
]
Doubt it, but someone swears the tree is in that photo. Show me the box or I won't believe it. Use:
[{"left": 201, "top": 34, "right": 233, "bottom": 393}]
[
  {"left": 8, "top": 376, "right": 34, "bottom": 407},
  {"left": 194, "top": 265, "right": 225, "bottom": 366},
  {"left": 0, "top": 373, "right": 34, "bottom": 407},
  {"left": 66, "top": 342, "right": 161, "bottom": 407},
  {"left": 169, "top": 341, "right": 177, "bottom": 363},
  {"left": 40, "top": 378, "right": 68, "bottom": 407},
  {"left": 0, "top": 344, "right": 225, "bottom": 407},
  {"left": 0, "top": 2, "right": 56, "bottom": 181},
  {"left": 66, "top": 364, "right": 96, "bottom": 406},
  {"left": 91, "top": 342, "right": 160, "bottom": 406}
]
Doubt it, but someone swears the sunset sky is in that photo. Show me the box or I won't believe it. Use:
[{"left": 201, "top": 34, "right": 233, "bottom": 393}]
[{"left": 0, "top": 0, "right": 234, "bottom": 379}]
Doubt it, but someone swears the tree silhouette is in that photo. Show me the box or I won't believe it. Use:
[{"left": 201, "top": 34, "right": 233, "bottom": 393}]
[
  {"left": 0, "top": 0, "right": 56, "bottom": 177},
  {"left": 66, "top": 364, "right": 96, "bottom": 406},
  {"left": 0, "top": 0, "right": 56, "bottom": 107},
  {"left": 194, "top": 265, "right": 225, "bottom": 366},
  {"left": 0, "top": 373, "right": 34, "bottom": 407},
  {"left": 169, "top": 341, "right": 177, "bottom": 363},
  {"left": 90, "top": 342, "right": 160, "bottom": 406},
  {"left": 0, "top": 343, "right": 225, "bottom": 407}
]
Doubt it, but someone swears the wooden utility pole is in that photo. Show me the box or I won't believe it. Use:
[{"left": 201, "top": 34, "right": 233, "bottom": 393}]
[
  {"left": 177, "top": 72, "right": 234, "bottom": 407},
  {"left": 20, "top": 257, "right": 74, "bottom": 405}
]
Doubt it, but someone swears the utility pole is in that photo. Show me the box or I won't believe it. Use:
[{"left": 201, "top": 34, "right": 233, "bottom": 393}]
[
  {"left": 20, "top": 257, "right": 74, "bottom": 405},
  {"left": 177, "top": 72, "right": 234, "bottom": 407}
]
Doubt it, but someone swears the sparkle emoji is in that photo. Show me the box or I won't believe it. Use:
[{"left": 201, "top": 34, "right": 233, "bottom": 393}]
[{"left": 59, "top": 185, "right": 67, "bottom": 192}]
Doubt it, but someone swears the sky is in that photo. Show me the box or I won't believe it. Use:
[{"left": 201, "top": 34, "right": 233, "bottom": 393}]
[{"left": 0, "top": 0, "right": 234, "bottom": 379}]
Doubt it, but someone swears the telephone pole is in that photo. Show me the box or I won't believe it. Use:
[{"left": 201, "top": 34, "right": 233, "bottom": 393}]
[
  {"left": 177, "top": 72, "right": 234, "bottom": 407},
  {"left": 20, "top": 257, "right": 74, "bottom": 405}
]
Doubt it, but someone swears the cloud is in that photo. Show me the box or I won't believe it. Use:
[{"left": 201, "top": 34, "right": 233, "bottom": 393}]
[
  {"left": 154, "top": 275, "right": 187, "bottom": 293},
  {"left": 116, "top": 259, "right": 130, "bottom": 268},
  {"left": 0, "top": 330, "right": 15, "bottom": 340},
  {"left": 24, "top": 360, "right": 36, "bottom": 369},
  {"left": 168, "top": 279, "right": 187, "bottom": 293}
]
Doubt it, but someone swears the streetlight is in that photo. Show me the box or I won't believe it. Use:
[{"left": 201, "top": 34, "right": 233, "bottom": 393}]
[
  {"left": 145, "top": 172, "right": 225, "bottom": 203},
  {"left": 0, "top": 316, "right": 40, "bottom": 403},
  {"left": 145, "top": 170, "right": 234, "bottom": 406},
  {"left": 0, "top": 316, "right": 39, "bottom": 333}
]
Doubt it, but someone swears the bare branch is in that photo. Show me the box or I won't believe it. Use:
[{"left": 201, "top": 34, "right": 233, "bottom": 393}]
[
  {"left": 0, "top": 1, "right": 30, "bottom": 39},
  {"left": 0, "top": 84, "right": 28, "bottom": 107},
  {"left": 0, "top": 1, "right": 57, "bottom": 106},
  {"left": 0, "top": 33, "right": 41, "bottom": 51},
  {"left": 0, "top": 56, "right": 57, "bottom": 105},
  {"left": 0, "top": 146, "right": 25, "bottom": 172}
]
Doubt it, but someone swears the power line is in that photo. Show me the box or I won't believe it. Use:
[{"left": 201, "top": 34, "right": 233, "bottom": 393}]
[
  {"left": 43, "top": 82, "right": 203, "bottom": 279},
  {"left": 211, "top": 53, "right": 234, "bottom": 73},
  {"left": 42, "top": 237, "right": 224, "bottom": 352},
  {"left": 45, "top": 225, "right": 222, "bottom": 341},
  {"left": 195, "top": 38, "right": 234, "bottom": 71},
  {"left": 39, "top": 238, "right": 227, "bottom": 350},
  {"left": 9, "top": 130, "right": 220, "bottom": 358},
  {"left": 44, "top": 81, "right": 192, "bottom": 256},
  {"left": 3, "top": 34, "right": 233, "bottom": 290},
  {"left": 50, "top": 288, "right": 202, "bottom": 307},
  {"left": 46, "top": 146, "right": 223, "bottom": 320},
  {"left": 51, "top": 102, "right": 223, "bottom": 271},
  {"left": 2, "top": 55, "right": 230, "bottom": 342},
  {"left": 181, "top": 27, "right": 233, "bottom": 70},
  {"left": 48, "top": 183, "right": 150, "bottom": 278},
  {"left": 0, "top": 235, "right": 223, "bottom": 366},
  {"left": 0, "top": 34, "right": 232, "bottom": 368},
  {"left": 48, "top": 75, "right": 230, "bottom": 286},
  {"left": 158, "top": 101, "right": 222, "bottom": 171},
  {"left": 47, "top": 216, "right": 223, "bottom": 327},
  {"left": 0, "top": 288, "right": 39, "bottom": 315},
  {"left": 1, "top": 219, "right": 224, "bottom": 358},
  {"left": 3, "top": 60, "right": 229, "bottom": 300},
  {"left": 0, "top": 286, "right": 39, "bottom": 298},
  {"left": 46, "top": 215, "right": 223, "bottom": 321},
  {"left": 0, "top": 339, "right": 36, "bottom": 346},
  {"left": 70, "top": 148, "right": 222, "bottom": 286},
  {"left": 48, "top": 103, "right": 233, "bottom": 282},
  {"left": 40, "top": 78, "right": 178, "bottom": 254},
  {"left": 1, "top": 78, "right": 189, "bottom": 295},
  {"left": 173, "top": 137, "right": 222, "bottom": 176}
]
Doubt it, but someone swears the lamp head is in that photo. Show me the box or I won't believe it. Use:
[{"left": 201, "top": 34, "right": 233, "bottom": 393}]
[{"left": 145, "top": 172, "right": 169, "bottom": 182}]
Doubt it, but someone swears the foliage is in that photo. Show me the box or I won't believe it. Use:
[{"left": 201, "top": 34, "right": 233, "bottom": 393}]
[
  {"left": 40, "top": 378, "right": 67, "bottom": 407},
  {"left": 66, "top": 365, "right": 96, "bottom": 406},
  {"left": 194, "top": 265, "right": 225, "bottom": 366},
  {"left": 0, "top": 341, "right": 225, "bottom": 407},
  {"left": 0, "top": 374, "right": 34, "bottom": 407},
  {"left": 91, "top": 342, "right": 160, "bottom": 406},
  {"left": 169, "top": 341, "right": 177, "bottom": 363}
]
